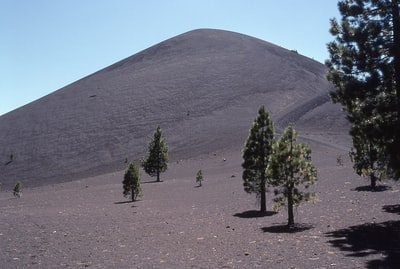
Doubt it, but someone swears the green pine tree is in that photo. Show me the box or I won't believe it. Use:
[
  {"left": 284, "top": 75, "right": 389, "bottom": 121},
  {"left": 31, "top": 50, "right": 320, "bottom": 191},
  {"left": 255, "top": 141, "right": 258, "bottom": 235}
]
[
  {"left": 123, "top": 162, "right": 142, "bottom": 201},
  {"left": 242, "top": 105, "right": 275, "bottom": 212},
  {"left": 326, "top": 0, "right": 400, "bottom": 179},
  {"left": 141, "top": 126, "right": 169, "bottom": 182},
  {"left": 267, "top": 124, "right": 317, "bottom": 227},
  {"left": 196, "top": 169, "right": 204, "bottom": 186}
]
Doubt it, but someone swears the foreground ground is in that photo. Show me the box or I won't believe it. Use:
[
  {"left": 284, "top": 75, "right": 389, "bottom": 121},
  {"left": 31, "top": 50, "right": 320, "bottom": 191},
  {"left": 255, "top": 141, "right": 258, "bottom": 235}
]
[{"left": 1, "top": 134, "right": 400, "bottom": 269}]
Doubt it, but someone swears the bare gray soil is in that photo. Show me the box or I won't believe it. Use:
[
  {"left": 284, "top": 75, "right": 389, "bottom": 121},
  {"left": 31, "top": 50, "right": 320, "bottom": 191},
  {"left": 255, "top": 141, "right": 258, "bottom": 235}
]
[{"left": 1, "top": 134, "right": 399, "bottom": 268}]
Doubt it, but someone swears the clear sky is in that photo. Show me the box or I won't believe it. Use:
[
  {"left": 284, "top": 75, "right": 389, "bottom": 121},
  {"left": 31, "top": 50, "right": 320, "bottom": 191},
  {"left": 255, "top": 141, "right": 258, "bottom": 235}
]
[{"left": 1, "top": 0, "right": 340, "bottom": 116}]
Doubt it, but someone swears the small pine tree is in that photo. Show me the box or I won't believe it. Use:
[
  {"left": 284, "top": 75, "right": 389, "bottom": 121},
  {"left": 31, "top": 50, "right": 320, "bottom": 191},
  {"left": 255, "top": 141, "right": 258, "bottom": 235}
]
[
  {"left": 196, "top": 169, "right": 203, "bottom": 186},
  {"left": 267, "top": 124, "right": 317, "bottom": 227},
  {"left": 13, "top": 180, "right": 22, "bottom": 198},
  {"left": 141, "top": 126, "right": 169, "bottom": 182},
  {"left": 242, "top": 105, "right": 275, "bottom": 212},
  {"left": 123, "top": 162, "right": 142, "bottom": 201}
]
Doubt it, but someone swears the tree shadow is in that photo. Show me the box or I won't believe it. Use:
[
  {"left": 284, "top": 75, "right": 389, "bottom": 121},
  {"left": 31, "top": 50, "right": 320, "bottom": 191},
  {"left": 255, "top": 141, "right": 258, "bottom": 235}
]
[
  {"left": 383, "top": 204, "right": 400, "bottom": 215},
  {"left": 261, "top": 223, "right": 313, "bottom": 233},
  {"left": 325, "top": 220, "right": 400, "bottom": 269},
  {"left": 234, "top": 210, "right": 277, "bottom": 219},
  {"left": 142, "top": 180, "right": 163, "bottom": 184},
  {"left": 114, "top": 200, "right": 135, "bottom": 205},
  {"left": 352, "top": 185, "right": 392, "bottom": 192}
]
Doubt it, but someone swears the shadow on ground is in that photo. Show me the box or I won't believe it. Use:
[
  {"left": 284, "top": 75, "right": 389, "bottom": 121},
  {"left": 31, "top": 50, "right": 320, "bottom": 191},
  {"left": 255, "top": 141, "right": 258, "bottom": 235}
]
[
  {"left": 352, "top": 185, "right": 392, "bottom": 192},
  {"left": 142, "top": 180, "right": 163, "bottom": 184},
  {"left": 261, "top": 223, "right": 313, "bottom": 233},
  {"left": 325, "top": 220, "right": 400, "bottom": 269},
  {"left": 234, "top": 210, "right": 277, "bottom": 218},
  {"left": 383, "top": 204, "right": 400, "bottom": 215},
  {"left": 114, "top": 200, "right": 135, "bottom": 205}
]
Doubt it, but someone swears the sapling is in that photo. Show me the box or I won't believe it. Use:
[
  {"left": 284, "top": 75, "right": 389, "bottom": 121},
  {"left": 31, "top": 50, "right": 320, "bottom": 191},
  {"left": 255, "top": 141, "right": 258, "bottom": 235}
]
[
  {"left": 196, "top": 169, "right": 204, "bottom": 187},
  {"left": 13, "top": 181, "right": 22, "bottom": 198}
]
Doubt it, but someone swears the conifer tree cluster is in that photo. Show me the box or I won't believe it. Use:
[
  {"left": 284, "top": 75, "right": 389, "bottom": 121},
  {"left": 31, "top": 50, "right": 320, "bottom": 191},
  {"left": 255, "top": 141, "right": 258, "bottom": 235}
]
[
  {"left": 124, "top": 109, "right": 317, "bottom": 228},
  {"left": 242, "top": 105, "right": 317, "bottom": 226},
  {"left": 122, "top": 125, "right": 169, "bottom": 201}
]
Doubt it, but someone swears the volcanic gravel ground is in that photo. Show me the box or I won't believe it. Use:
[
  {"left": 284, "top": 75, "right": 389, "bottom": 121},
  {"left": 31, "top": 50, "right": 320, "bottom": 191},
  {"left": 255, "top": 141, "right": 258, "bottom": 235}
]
[{"left": 1, "top": 134, "right": 400, "bottom": 269}]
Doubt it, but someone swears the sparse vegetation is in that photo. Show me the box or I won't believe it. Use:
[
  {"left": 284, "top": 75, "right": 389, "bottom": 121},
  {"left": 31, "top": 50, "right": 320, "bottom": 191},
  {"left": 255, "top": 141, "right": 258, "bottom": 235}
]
[
  {"left": 13, "top": 180, "right": 22, "bottom": 198},
  {"left": 336, "top": 155, "right": 343, "bottom": 166},
  {"left": 326, "top": 0, "right": 400, "bottom": 180},
  {"left": 141, "top": 126, "right": 169, "bottom": 182},
  {"left": 267, "top": 124, "right": 317, "bottom": 227},
  {"left": 196, "top": 169, "right": 203, "bottom": 186},
  {"left": 123, "top": 162, "right": 142, "bottom": 201},
  {"left": 242, "top": 105, "right": 275, "bottom": 212}
]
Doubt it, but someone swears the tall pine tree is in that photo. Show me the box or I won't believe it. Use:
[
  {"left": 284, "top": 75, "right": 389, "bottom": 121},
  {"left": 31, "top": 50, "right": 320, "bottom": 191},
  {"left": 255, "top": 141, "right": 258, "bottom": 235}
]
[
  {"left": 267, "top": 124, "right": 317, "bottom": 227},
  {"left": 326, "top": 0, "right": 400, "bottom": 179},
  {"left": 242, "top": 105, "right": 275, "bottom": 212},
  {"left": 141, "top": 126, "right": 169, "bottom": 182}
]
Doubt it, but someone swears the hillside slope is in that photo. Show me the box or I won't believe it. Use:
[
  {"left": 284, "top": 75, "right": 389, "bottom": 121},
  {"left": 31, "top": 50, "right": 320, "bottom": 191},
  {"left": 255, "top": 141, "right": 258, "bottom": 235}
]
[{"left": 0, "top": 29, "right": 347, "bottom": 188}]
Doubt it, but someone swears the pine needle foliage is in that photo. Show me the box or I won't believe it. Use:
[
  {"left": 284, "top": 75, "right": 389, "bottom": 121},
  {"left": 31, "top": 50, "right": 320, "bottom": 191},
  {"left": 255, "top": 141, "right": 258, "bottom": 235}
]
[
  {"left": 242, "top": 105, "right": 275, "bottom": 212},
  {"left": 141, "top": 126, "right": 169, "bottom": 182},
  {"left": 326, "top": 0, "right": 400, "bottom": 179},
  {"left": 267, "top": 124, "right": 317, "bottom": 227}
]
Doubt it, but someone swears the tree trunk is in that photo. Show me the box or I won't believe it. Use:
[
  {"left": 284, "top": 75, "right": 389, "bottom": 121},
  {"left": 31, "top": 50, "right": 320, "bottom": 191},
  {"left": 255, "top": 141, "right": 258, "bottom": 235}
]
[
  {"left": 131, "top": 187, "right": 135, "bottom": 201},
  {"left": 392, "top": 0, "right": 400, "bottom": 175},
  {"left": 287, "top": 130, "right": 295, "bottom": 227},
  {"left": 260, "top": 178, "right": 266, "bottom": 212},
  {"left": 157, "top": 156, "right": 161, "bottom": 182},
  {"left": 393, "top": 0, "right": 400, "bottom": 108},
  {"left": 370, "top": 173, "right": 377, "bottom": 189},
  {"left": 287, "top": 183, "right": 294, "bottom": 227}
]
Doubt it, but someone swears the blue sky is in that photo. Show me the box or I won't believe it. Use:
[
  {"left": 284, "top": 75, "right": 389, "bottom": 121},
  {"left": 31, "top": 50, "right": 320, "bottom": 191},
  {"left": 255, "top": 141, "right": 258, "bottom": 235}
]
[{"left": 1, "top": 0, "right": 340, "bottom": 116}]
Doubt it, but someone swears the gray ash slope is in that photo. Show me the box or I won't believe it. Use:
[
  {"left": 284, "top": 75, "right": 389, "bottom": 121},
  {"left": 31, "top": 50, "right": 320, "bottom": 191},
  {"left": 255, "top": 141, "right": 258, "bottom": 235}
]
[{"left": 0, "top": 29, "right": 347, "bottom": 188}]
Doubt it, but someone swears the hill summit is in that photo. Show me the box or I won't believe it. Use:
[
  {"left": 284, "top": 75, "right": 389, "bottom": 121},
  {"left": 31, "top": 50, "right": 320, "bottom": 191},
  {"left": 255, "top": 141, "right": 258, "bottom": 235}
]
[{"left": 0, "top": 29, "right": 346, "bottom": 188}]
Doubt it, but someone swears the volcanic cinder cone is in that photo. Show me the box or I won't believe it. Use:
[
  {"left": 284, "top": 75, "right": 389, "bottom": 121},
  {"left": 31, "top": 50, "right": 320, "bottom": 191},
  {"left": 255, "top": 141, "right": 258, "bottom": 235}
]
[{"left": 0, "top": 29, "right": 347, "bottom": 188}]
